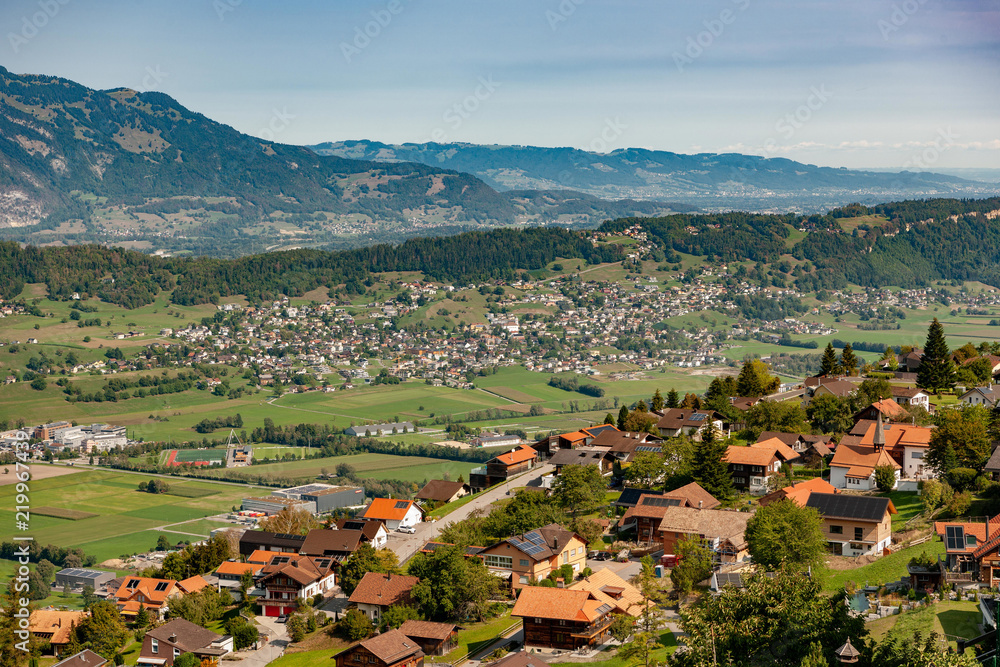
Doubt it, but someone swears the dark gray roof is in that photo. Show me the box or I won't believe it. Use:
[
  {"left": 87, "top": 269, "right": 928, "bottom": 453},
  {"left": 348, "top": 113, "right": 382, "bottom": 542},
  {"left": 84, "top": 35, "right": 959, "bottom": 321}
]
[
  {"left": 985, "top": 446, "right": 1000, "bottom": 473},
  {"left": 549, "top": 449, "right": 607, "bottom": 466},
  {"left": 239, "top": 530, "right": 306, "bottom": 553},
  {"left": 806, "top": 492, "right": 891, "bottom": 522},
  {"left": 53, "top": 650, "right": 108, "bottom": 667},
  {"left": 616, "top": 488, "right": 664, "bottom": 507}
]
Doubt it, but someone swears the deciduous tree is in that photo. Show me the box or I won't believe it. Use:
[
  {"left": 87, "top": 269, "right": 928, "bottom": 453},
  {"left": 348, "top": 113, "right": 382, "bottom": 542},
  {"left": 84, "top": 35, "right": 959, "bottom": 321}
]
[
  {"left": 552, "top": 464, "right": 608, "bottom": 515},
  {"left": 736, "top": 359, "right": 780, "bottom": 397},
  {"left": 745, "top": 500, "right": 826, "bottom": 571}
]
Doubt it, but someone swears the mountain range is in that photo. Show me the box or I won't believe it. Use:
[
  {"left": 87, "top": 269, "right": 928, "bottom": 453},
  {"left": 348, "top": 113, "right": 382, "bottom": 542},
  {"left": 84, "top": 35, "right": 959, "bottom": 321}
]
[{"left": 312, "top": 140, "right": 1000, "bottom": 212}]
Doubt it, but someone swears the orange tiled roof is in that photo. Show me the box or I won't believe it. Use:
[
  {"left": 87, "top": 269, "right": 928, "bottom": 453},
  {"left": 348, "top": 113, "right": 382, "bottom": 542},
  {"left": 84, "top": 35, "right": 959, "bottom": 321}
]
[
  {"left": 512, "top": 587, "right": 610, "bottom": 623},
  {"left": 363, "top": 498, "right": 419, "bottom": 522},
  {"left": 829, "top": 444, "right": 900, "bottom": 477},
  {"left": 859, "top": 422, "right": 932, "bottom": 450},
  {"left": 751, "top": 437, "right": 799, "bottom": 462},
  {"left": 113, "top": 577, "right": 180, "bottom": 609},
  {"left": 29, "top": 610, "right": 87, "bottom": 645},
  {"left": 247, "top": 549, "right": 298, "bottom": 564},
  {"left": 494, "top": 444, "right": 538, "bottom": 466},
  {"left": 215, "top": 561, "right": 263, "bottom": 576},
  {"left": 179, "top": 575, "right": 209, "bottom": 593},
  {"left": 724, "top": 445, "right": 779, "bottom": 466},
  {"left": 759, "top": 478, "right": 838, "bottom": 508}
]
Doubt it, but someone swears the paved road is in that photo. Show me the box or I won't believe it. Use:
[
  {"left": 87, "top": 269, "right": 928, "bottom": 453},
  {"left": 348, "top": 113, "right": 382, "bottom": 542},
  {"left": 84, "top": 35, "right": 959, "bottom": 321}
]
[
  {"left": 387, "top": 464, "right": 554, "bottom": 563},
  {"left": 229, "top": 615, "right": 289, "bottom": 667}
]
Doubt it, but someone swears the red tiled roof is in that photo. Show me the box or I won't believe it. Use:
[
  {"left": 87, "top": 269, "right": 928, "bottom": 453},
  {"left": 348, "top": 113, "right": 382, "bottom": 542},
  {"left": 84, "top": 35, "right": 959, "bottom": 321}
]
[
  {"left": 363, "top": 498, "right": 419, "bottom": 522},
  {"left": 494, "top": 444, "right": 538, "bottom": 466},
  {"left": 348, "top": 572, "right": 419, "bottom": 607}
]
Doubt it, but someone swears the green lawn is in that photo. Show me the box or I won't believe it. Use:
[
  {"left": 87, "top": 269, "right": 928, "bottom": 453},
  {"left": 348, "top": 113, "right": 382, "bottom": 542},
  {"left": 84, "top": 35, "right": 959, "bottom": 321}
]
[
  {"left": 427, "top": 489, "right": 488, "bottom": 519},
  {"left": 821, "top": 540, "right": 946, "bottom": 593},
  {"left": 878, "top": 491, "right": 924, "bottom": 529},
  {"left": 442, "top": 612, "right": 517, "bottom": 662},
  {"left": 267, "top": 650, "right": 336, "bottom": 667},
  {"left": 867, "top": 600, "right": 980, "bottom": 654}
]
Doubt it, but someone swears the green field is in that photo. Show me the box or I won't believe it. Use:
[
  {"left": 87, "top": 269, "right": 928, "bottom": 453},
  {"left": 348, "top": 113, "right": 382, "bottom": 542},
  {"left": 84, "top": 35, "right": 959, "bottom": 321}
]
[
  {"left": 207, "top": 452, "right": 482, "bottom": 486},
  {"left": 821, "top": 540, "right": 946, "bottom": 593},
  {"left": 0, "top": 468, "right": 250, "bottom": 562},
  {"left": 867, "top": 600, "right": 980, "bottom": 654}
]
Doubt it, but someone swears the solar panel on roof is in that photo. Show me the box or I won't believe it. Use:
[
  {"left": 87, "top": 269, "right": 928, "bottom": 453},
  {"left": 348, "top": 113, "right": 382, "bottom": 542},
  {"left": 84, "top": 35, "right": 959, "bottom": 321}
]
[
  {"left": 636, "top": 446, "right": 662, "bottom": 452},
  {"left": 524, "top": 531, "right": 545, "bottom": 545},
  {"left": 154, "top": 581, "right": 169, "bottom": 591},
  {"left": 690, "top": 413, "right": 708, "bottom": 421},
  {"left": 640, "top": 496, "right": 679, "bottom": 507},
  {"left": 395, "top": 500, "right": 410, "bottom": 509},
  {"left": 595, "top": 603, "right": 614, "bottom": 615}
]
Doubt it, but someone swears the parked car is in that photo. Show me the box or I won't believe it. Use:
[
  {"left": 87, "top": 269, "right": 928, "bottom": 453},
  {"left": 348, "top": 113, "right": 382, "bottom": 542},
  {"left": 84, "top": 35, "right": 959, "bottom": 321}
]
[
  {"left": 593, "top": 551, "right": 612, "bottom": 561},
  {"left": 397, "top": 526, "right": 416, "bottom": 534}
]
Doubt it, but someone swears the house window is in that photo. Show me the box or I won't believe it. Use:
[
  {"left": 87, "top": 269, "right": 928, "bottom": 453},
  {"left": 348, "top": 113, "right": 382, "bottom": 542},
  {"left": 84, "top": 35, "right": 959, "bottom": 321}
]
[
  {"left": 562, "top": 552, "right": 569, "bottom": 564},
  {"left": 535, "top": 618, "right": 543, "bottom": 624},
  {"left": 830, "top": 525, "right": 843, "bottom": 535},
  {"left": 554, "top": 633, "right": 563, "bottom": 643},
  {"left": 855, "top": 527, "right": 863, "bottom": 541},
  {"left": 519, "top": 576, "right": 529, "bottom": 584},
  {"left": 734, "top": 464, "right": 744, "bottom": 471},
  {"left": 559, "top": 620, "right": 566, "bottom": 626},
  {"left": 173, "top": 649, "right": 180, "bottom": 658},
  {"left": 519, "top": 559, "right": 529, "bottom": 567},
  {"left": 151, "top": 639, "right": 158, "bottom": 654},
  {"left": 484, "top": 555, "right": 513, "bottom": 569},
  {"left": 911, "top": 451, "right": 923, "bottom": 459}
]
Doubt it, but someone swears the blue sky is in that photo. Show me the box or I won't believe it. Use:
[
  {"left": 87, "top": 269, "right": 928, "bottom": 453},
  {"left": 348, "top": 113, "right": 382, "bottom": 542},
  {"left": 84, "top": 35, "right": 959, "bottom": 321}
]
[{"left": 3, "top": 0, "right": 998, "bottom": 168}]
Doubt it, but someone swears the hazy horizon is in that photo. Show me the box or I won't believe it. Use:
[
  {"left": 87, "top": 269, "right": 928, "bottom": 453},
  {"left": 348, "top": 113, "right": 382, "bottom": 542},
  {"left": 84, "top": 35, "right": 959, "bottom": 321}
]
[{"left": 2, "top": 0, "right": 998, "bottom": 170}]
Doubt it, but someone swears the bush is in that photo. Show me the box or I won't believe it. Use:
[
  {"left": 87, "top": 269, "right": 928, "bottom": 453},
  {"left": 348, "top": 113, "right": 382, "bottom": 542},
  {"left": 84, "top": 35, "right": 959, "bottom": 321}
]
[
  {"left": 948, "top": 467, "right": 979, "bottom": 492},
  {"left": 337, "top": 609, "right": 374, "bottom": 641},
  {"left": 947, "top": 491, "right": 973, "bottom": 517}
]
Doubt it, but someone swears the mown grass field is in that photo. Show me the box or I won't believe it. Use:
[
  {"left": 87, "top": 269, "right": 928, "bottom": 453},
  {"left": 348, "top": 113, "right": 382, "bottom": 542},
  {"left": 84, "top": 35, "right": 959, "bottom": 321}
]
[
  {"left": 0, "top": 468, "right": 249, "bottom": 562},
  {"left": 867, "top": 600, "right": 980, "bottom": 654},
  {"left": 821, "top": 540, "right": 946, "bottom": 594}
]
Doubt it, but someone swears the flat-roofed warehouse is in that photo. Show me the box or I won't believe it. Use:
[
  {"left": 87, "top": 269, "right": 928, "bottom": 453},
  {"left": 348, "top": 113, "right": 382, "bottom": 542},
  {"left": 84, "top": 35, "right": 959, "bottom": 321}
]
[
  {"left": 271, "top": 484, "right": 365, "bottom": 513},
  {"left": 55, "top": 568, "right": 115, "bottom": 591}
]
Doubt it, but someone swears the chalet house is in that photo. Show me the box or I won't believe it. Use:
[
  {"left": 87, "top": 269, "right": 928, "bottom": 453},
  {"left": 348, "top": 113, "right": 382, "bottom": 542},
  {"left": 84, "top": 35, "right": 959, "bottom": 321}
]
[
  {"left": 29, "top": 610, "right": 88, "bottom": 656},
  {"left": 257, "top": 552, "right": 337, "bottom": 617},
  {"left": 300, "top": 528, "right": 367, "bottom": 562},
  {"left": 137, "top": 618, "right": 232, "bottom": 667},
  {"left": 112, "top": 576, "right": 206, "bottom": 619},
  {"left": 334, "top": 629, "right": 424, "bottom": 667},
  {"left": 883, "top": 349, "right": 923, "bottom": 373},
  {"left": 974, "top": 530, "right": 1000, "bottom": 588},
  {"left": 934, "top": 517, "right": 998, "bottom": 582},
  {"left": 620, "top": 484, "right": 720, "bottom": 541},
  {"left": 855, "top": 415, "right": 933, "bottom": 480},
  {"left": 512, "top": 587, "right": 615, "bottom": 651},
  {"left": 213, "top": 561, "right": 263, "bottom": 600},
  {"left": 724, "top": 445, "right": 781, "bottom": 495},
  {"left": 238, "top": 530, "right": 305, "bottom": 557},
  {"left": 548, "top": 448, "right": 613, "bottom": 475},
  {"left": 614, "top": 488, "right": 664, "bottom": 510},
  {"left": 891, "top": 386, "right": 930, "bottom": 410},
  {"left": 478, "top": 523, "right": 588, "bottom": 588},
  {"left": 335, "top": 518, "right": 389, "bottom": 548},
  {"left": 567, "top": 567, "right": 649, "bottom": 617},
  {"left": 361, "top": 498, "right": 423, "bottom": 531},
  {"left": 751, "top": 437, "right": 800, "bottom": 463},
  {"left": 415, "top": 480, "right": 471, "bottom": 505},
  {"left": 759, "top": 478, "right": 838, "bottom": 508},
  {"left": 396, "top": 620, "right": 459, "bottom": 656},
  {"left": 853, "top": 399, "right": 909, "bottom": 423},
  {"left": 348, "top": 572, "right": 420, "bottom": 623},
  {"left": 806, "top": 493, "right": 896, "bottom": 558},
  {"left": 596, "top": 431, "right": 663, "bottom": 461},
  {"left": 757, "top": 431, "right": 835, "bottom": 455},
  {"left": 655, "top": 409, "right": 724, "bottom": 438},
  {"left": 808, "top": 379, "right": 857, "bottom": 402},
  {"left": 657, "top": 507, "right": 752, "bottom": 563},
  {"left": 960, "top": 385, "right": 1000, "bottom": 408},
  {"left": 828, "top": 444, "right": 900, "bottom": 491},
  {"left": 470, "top": 445, "right": 538, "bottom": 491},
  {"left": 53, "top": 651, "right": 107, "bottom": 667}
]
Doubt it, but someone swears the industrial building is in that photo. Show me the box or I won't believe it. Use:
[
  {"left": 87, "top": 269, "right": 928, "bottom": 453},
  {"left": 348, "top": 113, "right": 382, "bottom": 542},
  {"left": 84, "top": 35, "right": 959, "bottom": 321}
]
[
  {"left": 55, "top": 568, "right": 115, "bottom": 591},
  {"left": 271, "top": 483, "right": 365, "bottom": 513}
]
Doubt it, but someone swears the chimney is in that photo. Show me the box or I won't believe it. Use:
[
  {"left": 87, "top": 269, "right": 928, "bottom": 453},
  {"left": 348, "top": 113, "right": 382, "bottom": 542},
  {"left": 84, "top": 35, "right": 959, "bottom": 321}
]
[
  {"left": 553, "top": 536, "right": 559, "bottom": 549},
  {"left": 169, "top": 633, "right": 177, "bottom": 643},
  {"left": 698, "top": 501, "right": 703, "bottom": 509},
  {"left": 873, "top": 412, "right": 885, "bottom": 453}
]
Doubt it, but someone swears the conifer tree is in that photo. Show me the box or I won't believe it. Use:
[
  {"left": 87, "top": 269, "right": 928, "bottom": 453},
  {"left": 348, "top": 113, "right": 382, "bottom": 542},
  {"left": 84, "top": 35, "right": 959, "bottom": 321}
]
[
  {"left": 617, "top": 405, "right": 629, "bottom": 430},
  {"left": 692, "top": 426, "right": 733, "bottom": 500},
  {"left": 917, "top": 318, "right": 956, "bottom": 394},
  {"left": 820, "top": 343, "right": 838, "bottom": 376},
  {"left": 651, "top": 388, "right": 664, "bottom": 412},
  {"left": 666, "top": 388, "right": 679, "bottom": 409},
  {"left": 840, "top": 343, "right": 858, "bottom": 376}
]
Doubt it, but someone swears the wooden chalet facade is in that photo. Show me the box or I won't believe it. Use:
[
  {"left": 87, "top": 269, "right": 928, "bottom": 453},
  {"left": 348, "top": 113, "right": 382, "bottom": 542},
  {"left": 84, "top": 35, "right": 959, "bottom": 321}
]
[
  {"left": 335, "top": 629, "right": 424, "bottom": 667},
  {"left": 512, "top": 587, "right": 615, "bottom": 651},
  {"left": 470, "top": 445, "right": 538, "bottom": 491}
]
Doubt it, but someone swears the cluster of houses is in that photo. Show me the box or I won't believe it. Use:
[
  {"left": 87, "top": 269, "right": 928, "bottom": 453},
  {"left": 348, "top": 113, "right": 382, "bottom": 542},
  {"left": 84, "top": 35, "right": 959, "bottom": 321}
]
[{"left": 0, "top": 421, "right": 129, "bottom": 455}]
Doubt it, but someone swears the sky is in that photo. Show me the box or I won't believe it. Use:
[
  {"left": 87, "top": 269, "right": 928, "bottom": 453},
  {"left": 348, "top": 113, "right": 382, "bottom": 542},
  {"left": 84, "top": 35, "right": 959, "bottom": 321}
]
[{"left": 2, "top": 0, "right": 999, "bottom": 169}]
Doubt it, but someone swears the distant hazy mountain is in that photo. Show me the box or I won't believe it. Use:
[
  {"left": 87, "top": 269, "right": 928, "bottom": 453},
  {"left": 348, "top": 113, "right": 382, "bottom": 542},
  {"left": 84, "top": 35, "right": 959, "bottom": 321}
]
[{"left": 312, "top": 140, "right": 999, "bottom": 212}]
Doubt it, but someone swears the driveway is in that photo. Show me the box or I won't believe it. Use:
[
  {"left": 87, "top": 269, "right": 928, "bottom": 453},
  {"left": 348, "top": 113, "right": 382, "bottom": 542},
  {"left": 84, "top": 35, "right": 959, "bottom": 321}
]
[
  {"left": 227, "top": 616, "right": 289, "bottom": 667},
  {"left": 389, "top": 464, "right": 554, "bottom": 563}
]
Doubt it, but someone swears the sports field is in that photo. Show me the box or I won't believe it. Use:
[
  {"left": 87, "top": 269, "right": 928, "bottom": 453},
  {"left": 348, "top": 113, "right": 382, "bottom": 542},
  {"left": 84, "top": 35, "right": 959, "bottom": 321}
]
[
  {"left": 163, "top": 448, "right": 227, "bottom": 466},
  {"left": 0, "top": 467, "right": 250, "bottom": 563}
]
